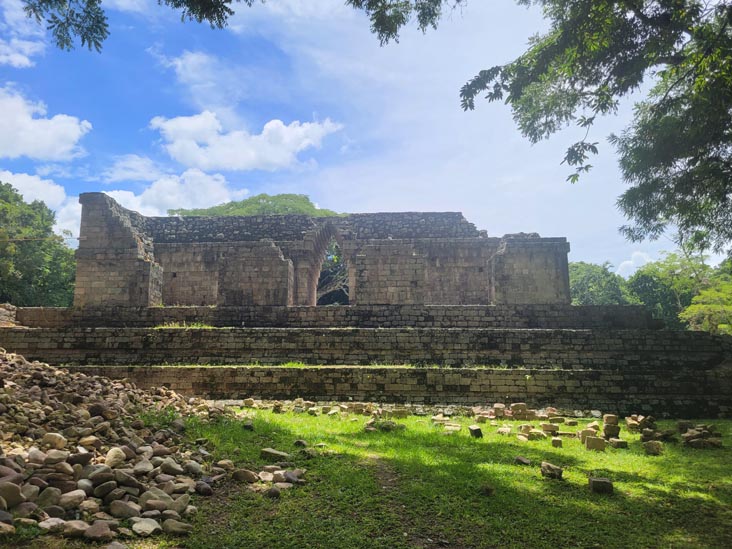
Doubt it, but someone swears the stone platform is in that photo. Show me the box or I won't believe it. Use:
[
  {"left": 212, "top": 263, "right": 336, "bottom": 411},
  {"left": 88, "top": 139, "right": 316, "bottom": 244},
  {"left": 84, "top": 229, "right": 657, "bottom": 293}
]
[
  {"left": 57, "top": 364, "right": 732, "bottom": 417},
  {"left": 13, "top": 303, "right": 658, "bottom": 329},
  {"left": 2, "top": 304, "right": 731, "bottom": 417},
  {"left": 2, "top": 326, "right": 729, "bottom": 369}
]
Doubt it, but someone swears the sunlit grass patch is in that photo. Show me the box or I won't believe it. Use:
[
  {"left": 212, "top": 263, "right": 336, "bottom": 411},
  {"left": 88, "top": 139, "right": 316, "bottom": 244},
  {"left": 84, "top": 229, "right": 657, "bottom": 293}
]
[{"left": 174, "top": 411, "right": 732, "bottom": 549}]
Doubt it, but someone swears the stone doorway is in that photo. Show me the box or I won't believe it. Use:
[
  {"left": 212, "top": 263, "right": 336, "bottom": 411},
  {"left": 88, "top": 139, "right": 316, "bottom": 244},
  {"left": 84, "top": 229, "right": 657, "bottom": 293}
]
[{"left": 316, "top": 237, "right": 349, "bottom": 305}]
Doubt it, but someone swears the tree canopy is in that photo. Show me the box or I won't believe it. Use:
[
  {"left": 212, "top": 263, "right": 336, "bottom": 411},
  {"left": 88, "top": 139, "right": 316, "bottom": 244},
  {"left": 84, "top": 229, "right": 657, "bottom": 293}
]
[
  {"left": 568, "top": 261, "right": 636, "bottom": 305},
  {"left": 626, "top": 251, "right": 711, "bottom": 328},
  {"left": 169, "top": 193, "right": 341, "bottom": 217},
  {"left": 0, "top": 183, "right": 76, "bottom": 307},
  {"left": 568, "top": 251, "right": 732, "bottom": 331}
]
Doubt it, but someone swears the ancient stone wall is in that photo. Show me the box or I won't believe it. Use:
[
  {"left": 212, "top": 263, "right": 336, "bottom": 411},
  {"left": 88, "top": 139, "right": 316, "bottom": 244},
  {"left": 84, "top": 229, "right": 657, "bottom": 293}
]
[
  {"left": 62, "top": 365, "right": 732, "bottom": 417},
  {"left": 493, "top": 238, "right": 571, "bottom": 304},
  {"left": 0, "top": 303, "right": 17, "bottom": 327},
  {"left": 146, "top": 215, "right": 320, "bottom": 243},
  {"left": 74, "top": 193, "right": 162, "bottom": 308},
  {"left": 338, "top": 212, "right": 482, "bottom": 239},
  {"left": 72, "top": 193, "right": 571, "bottom": 309},
  {"left": 13, "top": 304, "right": 659, "bottom": 330},
  {"left": 3, "top": 327, "right": 729, "bottom": 369}
]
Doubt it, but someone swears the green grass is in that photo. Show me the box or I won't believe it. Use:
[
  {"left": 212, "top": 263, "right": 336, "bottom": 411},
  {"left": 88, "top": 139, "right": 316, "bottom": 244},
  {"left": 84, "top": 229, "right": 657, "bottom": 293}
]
[
  {"left": 152, "top": 322, "right": 217, "bottom": 329},
  {"left": 178, "top": 412, "right": 732, "bottom": 549},
  {"left": 10, "top": 412, "right": 732, "bottom": 548}
]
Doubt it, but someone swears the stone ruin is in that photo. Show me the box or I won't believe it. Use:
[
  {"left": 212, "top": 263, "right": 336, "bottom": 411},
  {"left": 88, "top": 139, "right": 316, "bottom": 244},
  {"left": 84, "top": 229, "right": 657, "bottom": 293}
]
[
  {"left": 72, "top": 192, "right": 571, "bottom": 308},
  {"left": 1, "top": 192, "right": 731, "bottom": 417}
]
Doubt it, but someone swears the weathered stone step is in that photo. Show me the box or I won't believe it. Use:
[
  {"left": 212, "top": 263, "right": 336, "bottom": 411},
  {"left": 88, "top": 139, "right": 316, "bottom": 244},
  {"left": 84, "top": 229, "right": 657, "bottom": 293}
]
[
  {"left": 1, "top": 326, "right": 729, "bottom": 369},
  {"left": 60, "top": 364, "right": 732, "bottom": 417},
  {"left": 12, "top": 304, "right": 658, "bottom": 330}
]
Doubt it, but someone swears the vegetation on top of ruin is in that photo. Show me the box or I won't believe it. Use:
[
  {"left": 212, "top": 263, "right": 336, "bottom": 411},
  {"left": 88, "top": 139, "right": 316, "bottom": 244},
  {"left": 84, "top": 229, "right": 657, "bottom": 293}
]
[{"left": 168, "top": 193, "right": 343, "bottom": 218}]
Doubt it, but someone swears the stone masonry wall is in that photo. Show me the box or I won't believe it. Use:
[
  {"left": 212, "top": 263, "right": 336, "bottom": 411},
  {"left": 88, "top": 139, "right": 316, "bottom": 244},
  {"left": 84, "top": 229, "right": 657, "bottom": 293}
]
[
  {"left": 74, "top": 193, "right": 162, "bottom": 308},
  {"left": 351, "top": 240, "right": 498, "bottom": 305},
  {"left": 144, "top": 211, "right": 482, "bottom": 243},
  {"left": 2, "top": 327, "right": 729, "bottom": 369},
  {"left": 63, "top": 365, "right": 732, "bottom": 417},
  {"left": 13, "top": 305, "right": 659, "bottom": 330},
  {"left": 216, "top": 243, "right": 293, "bottom": 306},
  {"left": 153, "top": 242, "right": 294, "bottom": 306},
  {"left": 0, "top": 304, "right": 17, "bottom": 327},
  {"left": 72, "top": 193, "right": 572, "bottom": 308},
  {"left": 493, "top": 238, "right": 571, "bottom": 304}
]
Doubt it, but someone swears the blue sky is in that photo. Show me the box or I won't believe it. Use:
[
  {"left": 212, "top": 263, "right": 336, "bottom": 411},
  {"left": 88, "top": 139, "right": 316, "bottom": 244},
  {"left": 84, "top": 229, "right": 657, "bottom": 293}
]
[{"left": 0, "top": 0, "right": 688, "bottom": 275}]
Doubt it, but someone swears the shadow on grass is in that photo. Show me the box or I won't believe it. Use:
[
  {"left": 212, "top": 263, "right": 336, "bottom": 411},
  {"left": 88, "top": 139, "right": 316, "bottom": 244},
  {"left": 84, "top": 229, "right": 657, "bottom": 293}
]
[{"left": 180, "top": 414, "right": 732, "bottom": 549}]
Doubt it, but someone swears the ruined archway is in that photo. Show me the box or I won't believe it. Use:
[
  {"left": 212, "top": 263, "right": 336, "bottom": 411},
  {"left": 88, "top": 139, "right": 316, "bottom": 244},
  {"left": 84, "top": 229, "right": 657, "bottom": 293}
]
[
  {"left": 316, "top": 237, "right": 349, "bottom": 305},
  {"left": 300, "top": 222, "right": 353, "bottom": 306}
]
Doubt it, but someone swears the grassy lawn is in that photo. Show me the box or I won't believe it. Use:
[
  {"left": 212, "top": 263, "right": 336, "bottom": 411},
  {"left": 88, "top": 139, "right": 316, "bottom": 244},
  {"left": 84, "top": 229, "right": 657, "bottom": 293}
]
[
  {"left": 175, "top": 410, "right": 732, "bottom": 549},
  {"left": 13, "top": 410, "right": 732, "bottom": 549}
]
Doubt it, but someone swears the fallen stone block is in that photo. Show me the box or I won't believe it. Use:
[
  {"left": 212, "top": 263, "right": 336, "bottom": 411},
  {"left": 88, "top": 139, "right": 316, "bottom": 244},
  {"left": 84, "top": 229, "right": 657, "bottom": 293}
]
[
  {"left": 589, "top": 477, "right": 613, "bottom": 494},
  {"left": 540, "top": 462, "right": 563, "bottom": 480},
  {"left": 585, "top": 436, "right": 606, "bottom": 452},
  {"left": 643, "top": 441, "right": 664, "bottom": 456}
]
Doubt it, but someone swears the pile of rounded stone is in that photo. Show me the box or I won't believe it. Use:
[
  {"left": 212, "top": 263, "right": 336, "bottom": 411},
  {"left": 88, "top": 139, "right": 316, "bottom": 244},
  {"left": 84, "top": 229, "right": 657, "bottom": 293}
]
[{"left": 0, "top": 349, "right": 289, "bottom": 544}]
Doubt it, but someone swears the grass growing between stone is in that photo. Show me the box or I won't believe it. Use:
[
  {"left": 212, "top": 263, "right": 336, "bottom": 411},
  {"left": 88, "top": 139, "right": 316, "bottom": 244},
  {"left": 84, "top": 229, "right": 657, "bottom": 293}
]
[{"left": 174, "top": 412, "right": 732, "bottom": 549}]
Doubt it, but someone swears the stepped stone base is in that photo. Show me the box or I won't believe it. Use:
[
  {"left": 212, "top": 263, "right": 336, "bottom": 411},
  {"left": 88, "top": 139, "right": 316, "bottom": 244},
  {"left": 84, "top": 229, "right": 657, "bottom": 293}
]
[
  {"left": 12, "top": 304, "right": 658, "bottom": 330},
  {"left": 1, "top": 327, "right": 730, "bottom": 369},
  {"left": 64, "top": 365, "right": 732, "bottom": 418},
  {"left": 2, "top": 304, "right": 731, "bottom": 418}
]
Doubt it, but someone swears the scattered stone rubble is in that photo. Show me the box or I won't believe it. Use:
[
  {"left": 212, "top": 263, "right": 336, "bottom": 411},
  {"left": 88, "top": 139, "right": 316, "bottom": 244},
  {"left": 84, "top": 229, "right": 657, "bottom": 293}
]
[
  {"left": 0, "top": 350, "right": 306, "bottom": 544},
  {"left": 679, "top": 422, "right": 723, "bottom": 449}
]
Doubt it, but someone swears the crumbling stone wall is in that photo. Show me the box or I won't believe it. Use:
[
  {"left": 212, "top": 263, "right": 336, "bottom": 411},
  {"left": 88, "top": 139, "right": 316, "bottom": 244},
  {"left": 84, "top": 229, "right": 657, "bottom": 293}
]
[
  {"left": 74, "top": 194, "right": 162, "bottom": 308},
  {"left": 72, "top": 193, "right": 571, "bottom": 309}
]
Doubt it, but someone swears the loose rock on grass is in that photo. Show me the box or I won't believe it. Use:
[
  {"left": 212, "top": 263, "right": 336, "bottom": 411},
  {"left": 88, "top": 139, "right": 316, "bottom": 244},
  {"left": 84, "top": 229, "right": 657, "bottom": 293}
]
[{"left": 0, "top": 349, "right": 307, "bottom": 543}]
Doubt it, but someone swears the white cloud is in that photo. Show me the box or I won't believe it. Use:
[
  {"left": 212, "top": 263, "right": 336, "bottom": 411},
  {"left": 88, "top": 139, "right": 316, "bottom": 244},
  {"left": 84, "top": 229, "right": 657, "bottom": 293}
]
[
  {"left": 1, "top": 0, "right": 44, "bottom": 36},
  {"left": 0, "top": 86, "right": 91, "bottom": 160},
  {"left": 104, "top": 0, "right": 150, "bottom": 13},
  {"left": 55, "top": 199, "right": 82, "bottom": 239},
  {"left": 0, "top": 169, "right": 81, "bottom": 240},
  {"left": 0, "top": 0, "right": 45, "bottom": 67},
  {"left": 616, "top": 251, "right": 652, "bottom": 278},
  {"left": 0, "top": 169, "right": 66, "bottom": 209},
  {"left": 150, "top": 111, "right": 342, "bottom": 171},
  {"left": 101, "top": 154, "right": 167, "bottom": 183},
  {"left": 0, "top": 37, "right": 44, "bottom": 67},
  {"left": 149, "top": 49, "right": 290, "bottom": 125},
  {"left": 107, "top": 169, "right": 249, "bottom": 216}
]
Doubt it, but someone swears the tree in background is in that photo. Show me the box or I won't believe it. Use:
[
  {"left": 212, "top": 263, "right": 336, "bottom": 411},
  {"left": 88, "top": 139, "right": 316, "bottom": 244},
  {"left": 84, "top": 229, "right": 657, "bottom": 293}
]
[
  {"left": 626, "top": 252, "right": 711, "bottom": 329},
  {"left": 0, "top": 183, "right": 75, "bottom": 307},
  {"left": 568, "top": 262, "right": 635, "bottom": 305},
  {"left": 679, "top": 277, "right": 732, "bottom": 335}
]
